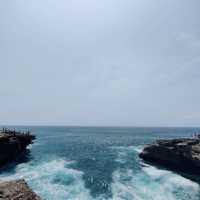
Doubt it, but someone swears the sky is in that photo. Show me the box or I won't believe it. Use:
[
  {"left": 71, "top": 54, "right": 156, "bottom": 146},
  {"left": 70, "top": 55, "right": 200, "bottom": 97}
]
[{"left": 0, "top": 0, "right": 200, "bottom": 126}]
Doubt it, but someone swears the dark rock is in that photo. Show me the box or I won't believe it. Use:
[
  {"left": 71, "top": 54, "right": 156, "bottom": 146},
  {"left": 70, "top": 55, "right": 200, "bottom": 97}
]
[
  {"left": 139, "top": 138, "right": 200, "bottom": 176},
  {"left": 0, "top": 129, "right": 35, "bottom": 166},
  {"left": 0, "top": 179, "right": 42, "bottom": 200}
]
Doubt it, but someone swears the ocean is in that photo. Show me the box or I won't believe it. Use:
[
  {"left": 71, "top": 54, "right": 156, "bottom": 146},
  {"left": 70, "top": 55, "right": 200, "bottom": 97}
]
[{"left": 0, "top": 126, "right": 200, "bottom": 200}]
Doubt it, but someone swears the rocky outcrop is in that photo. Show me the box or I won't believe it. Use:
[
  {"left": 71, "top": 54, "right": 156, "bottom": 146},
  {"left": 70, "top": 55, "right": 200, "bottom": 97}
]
[
  {"left": 0, "top": 179, "right": 42, "bottom": 200},
  {"left": 139, "top": 138, "right": 200, "bottom": 176},
  {"left": 0, "top": 130, "right": 42, "bottom": 200},
  {"left": 0, "top": 129, "right": 35, "bottom": 166}
]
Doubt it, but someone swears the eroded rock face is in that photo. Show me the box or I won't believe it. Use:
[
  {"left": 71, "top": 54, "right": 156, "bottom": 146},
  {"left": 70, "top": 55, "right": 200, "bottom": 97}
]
[
  {"left": 139, "top": 138, "right": 200, "bottom": 175},
  {"left": 0, "top": 179, "right": 42, "bottom": 200},
  {"left": 0, "top": 132, "right": 35, "bottom": 166}
]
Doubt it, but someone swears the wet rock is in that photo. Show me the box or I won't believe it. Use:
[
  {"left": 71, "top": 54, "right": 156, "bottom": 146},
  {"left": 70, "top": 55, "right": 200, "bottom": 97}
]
[
  {"left": 0, "top": 129, "right": 35, "bottom": 166},
  {"left": 0, "top": 179, "right": 42, "bottom": 200},
  {"left": 139, "top": 138, "right": 200, "bottom": 176}
]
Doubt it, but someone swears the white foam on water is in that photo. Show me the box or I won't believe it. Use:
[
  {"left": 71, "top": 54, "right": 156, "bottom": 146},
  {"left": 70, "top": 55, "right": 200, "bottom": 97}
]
[
  {"left": 0, "top": 158, "right": 93, "bottom": 200},
  {"left": 132, "top": 146, "right": 143, "bottom": 153},
  {"left": 110, "top": 169, "right": 177, "bottom": 200},
  {"left": 111, "top": 146, "right": 139, "bottom": 164},
  {"left": 109, "top": 146, "right": 200, "bottom": 200},
  {"left": 0, "top": 145, "right": 199, "bottom": 200},
  {"left": 142, "top": 165, "right": 171, "bottom": 179},
  {"left": 143, "top": 165, "right": 200, "bottom": 199}
]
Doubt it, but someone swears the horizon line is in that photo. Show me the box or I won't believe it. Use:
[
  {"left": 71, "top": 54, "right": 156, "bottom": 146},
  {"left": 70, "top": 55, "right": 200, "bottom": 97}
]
[{"left": 0, "top": 124, "right": 200, "bottom": 128}]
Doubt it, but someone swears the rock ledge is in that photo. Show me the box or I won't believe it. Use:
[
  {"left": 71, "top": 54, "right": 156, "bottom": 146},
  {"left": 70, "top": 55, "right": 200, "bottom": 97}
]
[
  {"left": 0, "top": 129, "right": 35, "bottom": 166},
  {"left": 139, "top": 138, "right": 200, "bottom": 176},
  {"left": 0, "top": 179, "right": 42, "bottom": 200}
]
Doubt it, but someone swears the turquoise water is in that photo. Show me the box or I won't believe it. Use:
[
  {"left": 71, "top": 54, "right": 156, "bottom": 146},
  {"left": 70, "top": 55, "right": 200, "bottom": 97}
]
[{"left": 0, "top": 126, "right": 200, "bottom": 200}]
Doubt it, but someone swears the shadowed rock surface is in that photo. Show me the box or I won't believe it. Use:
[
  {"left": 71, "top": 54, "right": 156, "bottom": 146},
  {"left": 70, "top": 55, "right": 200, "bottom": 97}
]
[
  {"left": 0, "top": 179, "right": 42, "bottom": 200},
  {"left": 0, "top": 130, "right": 42, "bottom": 200},
  {"left": 0, "top": 129, "right": 35, "bottom": 166},
  {"left": 139, "top": 138, "right": 200, "bottom": 177}
]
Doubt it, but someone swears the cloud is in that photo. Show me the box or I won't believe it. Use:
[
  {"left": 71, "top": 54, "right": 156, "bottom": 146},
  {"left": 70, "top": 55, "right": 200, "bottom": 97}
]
[{"left": 0, "top": 0, "right": 200, "bottom": 126}]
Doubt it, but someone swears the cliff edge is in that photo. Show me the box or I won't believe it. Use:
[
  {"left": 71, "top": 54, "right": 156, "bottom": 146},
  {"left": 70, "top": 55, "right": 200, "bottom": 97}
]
[
  {"left": 139, "top": 138, "right": 200, "bottom": 177},
  {"left": 0, "top": 129, "right": 43, "bottom": 200},
  {"left": 0, "top": 128, "right": 35, "bottom": 166}
]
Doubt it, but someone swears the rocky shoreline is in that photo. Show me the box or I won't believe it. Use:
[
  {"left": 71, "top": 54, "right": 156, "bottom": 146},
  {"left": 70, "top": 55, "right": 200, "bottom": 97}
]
[
  {"left": 139, "top": 137, "right": 200, "bottom": 179},
  {"left": 0, "top": 129, "right": 43, "bottom": 200},
  {"left": 0, "top": 129, "right": 35, "bottom": 166},
  {"left": 0, "top": 179, "right": 42, "bottom": 200}
]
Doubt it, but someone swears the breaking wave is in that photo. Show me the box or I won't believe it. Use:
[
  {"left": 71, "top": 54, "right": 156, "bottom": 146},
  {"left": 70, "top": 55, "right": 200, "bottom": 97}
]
[
  {"left": 0, "top": 158, "right": 93, "bottom": 200},
  {"left": 0, "top": 145, "right": 199, "bottom": 200},
  {"left": 110, "top": 146, "right": 200, "bottom": 200}
]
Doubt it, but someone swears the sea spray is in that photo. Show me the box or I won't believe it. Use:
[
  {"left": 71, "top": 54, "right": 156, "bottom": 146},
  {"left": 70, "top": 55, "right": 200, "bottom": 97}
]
[
  {"left": 110, "top": 145, "right": 200, "bottom": 200},
  {"left": 0, "top": 158, "right": 92, "bottom": 200},
  {"left": 0, "top": 126, "right": 200, "bottom": 200}
]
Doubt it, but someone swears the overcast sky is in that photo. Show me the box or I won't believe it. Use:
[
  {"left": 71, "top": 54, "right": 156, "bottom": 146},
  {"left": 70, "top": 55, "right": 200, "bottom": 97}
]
[{"left": 0, "top": 0, "right": 200, "bottom": 126}]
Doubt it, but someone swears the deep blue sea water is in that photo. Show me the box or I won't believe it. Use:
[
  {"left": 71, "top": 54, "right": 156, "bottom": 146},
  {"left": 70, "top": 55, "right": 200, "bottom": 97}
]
[{"left": 1, "top": 126, "right": 200, "bottom": 200}]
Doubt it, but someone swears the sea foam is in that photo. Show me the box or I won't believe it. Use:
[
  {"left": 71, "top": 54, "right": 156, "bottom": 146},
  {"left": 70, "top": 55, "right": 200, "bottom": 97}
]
[
  {"left": 0, "top": 145, "right": 199, "bottom": 200},
  {"left": 109, "top": 145, "right": 200, "bottom": 200},
  {"left": 0, "top": 158, "right": 93, "bottom": 200}
]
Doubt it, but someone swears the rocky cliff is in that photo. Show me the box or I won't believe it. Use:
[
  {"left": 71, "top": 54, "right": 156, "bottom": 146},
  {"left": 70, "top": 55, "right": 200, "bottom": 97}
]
[
  {"left": 0, "top": 129, "right": 42, "bottom": 200},
  {"left": 0, "top": 129, "right": 35, "bottom": 166},
  {"left": 139, "top": 138, "right": 200, "bottom": 177}
]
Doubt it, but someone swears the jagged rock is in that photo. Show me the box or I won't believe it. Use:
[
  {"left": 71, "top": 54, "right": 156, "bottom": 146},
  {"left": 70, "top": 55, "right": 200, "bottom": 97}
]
[
  {"left": 0, "top": 179, "right": 42, "bottom": 200},
  {"left": 0, "top": 129, "right": 35, "bottom": 166},
  {"left": 139, "top": 138, "right": 200, "bottom": 176}
]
